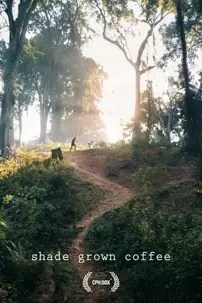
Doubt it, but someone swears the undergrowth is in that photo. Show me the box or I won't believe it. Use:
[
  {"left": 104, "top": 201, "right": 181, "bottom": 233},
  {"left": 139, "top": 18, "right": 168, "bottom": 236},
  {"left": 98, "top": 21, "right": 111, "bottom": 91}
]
[
  {"left": 84, "top": 140, "right": 201, "bottom": 303},
  {"left": 0, "top": 153, "right": 104, "bottom": 302},
  {"left": 85, "top": 183, "right": 202, "bottom": 303}
]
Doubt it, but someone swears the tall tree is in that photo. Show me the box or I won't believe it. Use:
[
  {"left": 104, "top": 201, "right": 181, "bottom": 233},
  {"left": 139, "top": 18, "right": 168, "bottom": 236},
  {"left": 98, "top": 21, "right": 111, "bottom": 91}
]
[
  {"left": 17, "top": 15, "right": 105, "bottom": 143},
  {"left": 0, "top": 0, "right": 39, "bottom": 157},
  {"left": 90, "top": 0, "right": 168, "bottom": 139},
  {"left": 174, "top": 0, "right": 200, "bottom": 152},
  {"left": 15, "top": 71, "right": 33, "bottom": 146},
  {"left": 28, "top": 0, "right": 90, "bottom": 142},
  {"left": 140, "top": 77, "right": 183, "bottom": 143},
  {"left": 61, "top": 56, "right": 106, "bottom": 142}
]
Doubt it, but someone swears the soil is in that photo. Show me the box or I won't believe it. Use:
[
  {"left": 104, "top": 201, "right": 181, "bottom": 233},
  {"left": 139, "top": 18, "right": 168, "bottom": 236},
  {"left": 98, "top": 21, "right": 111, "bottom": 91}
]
[{"left": 65, "top": 150, "right": 134, "bottom": 303}]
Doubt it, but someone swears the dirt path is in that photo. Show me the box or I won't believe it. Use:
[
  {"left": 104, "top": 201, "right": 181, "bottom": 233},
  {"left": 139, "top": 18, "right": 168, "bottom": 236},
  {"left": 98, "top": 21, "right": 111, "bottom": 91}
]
[{"left": 65, "top": 151, "right": 134, "bottom": 302}]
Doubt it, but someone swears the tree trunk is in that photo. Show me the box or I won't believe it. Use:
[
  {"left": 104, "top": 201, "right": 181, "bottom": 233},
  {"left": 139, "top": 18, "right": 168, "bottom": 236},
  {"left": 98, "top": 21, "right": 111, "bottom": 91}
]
[
  {"left": 166, "top": 112, "right": 171, "bottom": 144},
  {"left": 39, "top": 106, "right": 49, "bottom": 143},
  {"left": 0, "top": 0, "right": 39, "bottom": 157},
  {"left": 18, "top": 103, "right": 23, "bottom": 147},
  {"left": 38, "top": 89, "right": 49, "bottom": 143},
  {"left": 0, "top": 70, "right": 15, "bottom": 157},
  {"left": 175, "top": 0, "right": 200, "bottom": 152},
  {"left": 1, "top": 41, "right": 22, "bottom": 157},
  {"left": 159, "top": 114, "right": 171, "bottom": 144},
  {"left": 146, "top": 83, "right": 153, "bottom": 141},
  {"left": 51, "top": 110, "right": 63, "bottom": 142},
  {"left": 133, "top": 68, "right": 141, "bottom": 139},
  {"left": 51, "top": 113, "right": 61, "bottom": 142}
]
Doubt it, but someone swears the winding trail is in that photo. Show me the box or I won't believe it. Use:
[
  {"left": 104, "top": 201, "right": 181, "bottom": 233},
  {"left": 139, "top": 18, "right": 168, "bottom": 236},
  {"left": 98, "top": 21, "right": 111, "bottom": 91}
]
[{"left": 65, "top": 151, "right": 134, "bottom": 302}]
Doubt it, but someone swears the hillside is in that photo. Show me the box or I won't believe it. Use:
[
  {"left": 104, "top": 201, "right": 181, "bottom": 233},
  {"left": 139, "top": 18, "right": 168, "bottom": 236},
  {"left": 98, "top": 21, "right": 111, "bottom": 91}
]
[
  {"left": 0, "top": 144, "right": 201, "bottom": 303},
  {"left": 64, "top": 144, "right": 201, "bottom": 303}
]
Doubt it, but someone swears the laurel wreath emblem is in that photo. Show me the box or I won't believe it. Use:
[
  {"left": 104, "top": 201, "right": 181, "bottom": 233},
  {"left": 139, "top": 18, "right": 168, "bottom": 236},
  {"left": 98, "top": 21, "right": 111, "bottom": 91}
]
[
  {"left": 82, "top": 271, "right": 120, "bottom": 293},
  {"left": 82, "top": 271, "right": 92, "bottom": 292},
  {"left": 110, "top": 272, "right": 120, "bottom": 292}
]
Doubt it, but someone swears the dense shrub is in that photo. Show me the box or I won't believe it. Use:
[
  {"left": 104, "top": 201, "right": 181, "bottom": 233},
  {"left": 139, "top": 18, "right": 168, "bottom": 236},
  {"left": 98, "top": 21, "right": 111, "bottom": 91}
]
[
  {"left": 105, "top": 143, "right": 133, "bottom": 177},
  {"left": 0, "top": 156, "right": 101, "bottom": 302},
  {"left": 133, "top": 165, "right": 168, "bottom": 192},
  {"left": 132, "top": 140, "right": 184, "bottom": 167},
  {"left": 85, "top": 188, "right": 202, "bottom": 303},
  {"left": 104, "top": 141, "right": 184, "bottom": 183}
]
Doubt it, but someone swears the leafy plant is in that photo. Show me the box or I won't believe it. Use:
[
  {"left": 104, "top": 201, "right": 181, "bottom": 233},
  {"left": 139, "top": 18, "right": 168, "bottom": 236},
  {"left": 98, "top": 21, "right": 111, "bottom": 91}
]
[
  {"left": 0, "top": 155, "right": 103, "bottom": 302},
  {"left": 133, "top": 164, "right": 168, "bottom": 192},
  {"left": 85, "top": 189, "right": 202, "bottom": 303}
]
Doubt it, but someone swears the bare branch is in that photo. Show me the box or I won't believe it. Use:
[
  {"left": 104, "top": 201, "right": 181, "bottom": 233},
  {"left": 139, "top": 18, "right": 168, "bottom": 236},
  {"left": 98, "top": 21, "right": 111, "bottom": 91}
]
[
  {"left": 93, "top": 0, "right": 136, "bottom": 68},
  {"left": 154, "top": 11, "right": 170, "bottom": 27},
  {"left": 136, "top": 27, "right": 153, "bottom": 65},
  {"left": 72, "top": 0, "right": 86, "bottom": 22},
  {"left": 114, "top": 24, "right": 133, "bottom": 60},
  {"left": 93, "top": 0, "right": 169, "bottom": 73},
  {"left": 19, "top": 0, "right": 39, "bottom": 42},
  {"left": 140, "top": 65, "right": 155, "bottom": 75},
  {"left": 133, "top": 0, "right": 147, "bottom": 15},
  {"left": 5, "top": 0, "right": 15, "bottom": 39},
  {"left": 136, "top": 11, "right": 169, "bottom": 66}
]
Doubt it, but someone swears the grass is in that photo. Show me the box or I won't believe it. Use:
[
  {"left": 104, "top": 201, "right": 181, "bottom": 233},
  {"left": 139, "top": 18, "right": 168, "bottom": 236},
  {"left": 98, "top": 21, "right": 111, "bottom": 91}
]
[
  {"left": 85, "top": 180, "right": 202, "bottom": 303},
  {"left": 20, "top": 142, "right": 88, "bottom": 152},
  {"left": 83, "top": 141, "right": 201, "bottom": 303},
  {"left": 0, "top": 152, "right": 106, "bottom": 302}
]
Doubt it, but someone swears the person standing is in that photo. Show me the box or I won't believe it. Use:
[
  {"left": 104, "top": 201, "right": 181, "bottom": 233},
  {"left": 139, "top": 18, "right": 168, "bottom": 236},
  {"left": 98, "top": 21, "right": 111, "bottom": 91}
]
[{"left": 70, "top": 137, "right": 76, "bottom": 151}]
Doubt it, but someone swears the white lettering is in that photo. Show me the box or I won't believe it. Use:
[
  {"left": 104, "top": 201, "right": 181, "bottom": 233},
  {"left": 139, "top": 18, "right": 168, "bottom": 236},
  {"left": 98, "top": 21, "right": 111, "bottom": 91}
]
[
  {"left": 31, "top": 254, "right": 37, "bottom": 261},
  {"left": 149, "top": 251, "right": 155, "bottom": 261},
  {"left": 63, "top": 254, "right": 69, "bottom": 261},
  {"left": 133, "top": 254, "right": 139, "bottom": 261},
  {"left": 39, "top": 251, "right": 46, "bottom": 261},
  {"left": 101, "top": 254, "right": 116, "bottom": 261},
  {"left": 94, "top": 254, "right": 100, "bottom": 261},
  {"left": 78, "top": 254, "right": 85, "bottom": 263},
  {"left": 55, "top": 251, "right": 61, "bottom": 261},
  {"left": 125, "top": 254, "right": 131, "bottom": 261},
  {"left": 47, "top": 254, "right": 53, "bottom": 261},
  {"left": 164, "top": 254, "right": 171, "bottom": 261},
  {"left": 86, "top": 254, "right": 92, "bottom": 261},
  {"left": 156, "top": 254, "right": 163, "bottom": 261},
  {"left": 141, "top": 251, "right": 147, "bottom": 261}
]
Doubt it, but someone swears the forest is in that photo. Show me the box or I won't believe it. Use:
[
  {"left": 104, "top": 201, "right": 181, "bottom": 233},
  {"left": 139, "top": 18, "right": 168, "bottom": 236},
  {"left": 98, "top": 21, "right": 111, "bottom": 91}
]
[{"left": 0, "top": 0, "right": 202, "bottom": 303}]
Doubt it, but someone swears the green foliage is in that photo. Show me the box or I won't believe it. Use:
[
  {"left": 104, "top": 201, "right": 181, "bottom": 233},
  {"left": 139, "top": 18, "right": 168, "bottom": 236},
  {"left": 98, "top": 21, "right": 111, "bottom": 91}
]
[
  {"left": 20, "top": 143, "right": 88, "bottom": 152},
  {"left": 133, "top": 164, "right": 168, "bottom": 191},
  {"left": 0, "top": 154, "right": 100, "bottom": 301},
  {"left": 105, "top": 142, "right": 133, "bottom": 176},
  {"left": 105, "top": 162, "right": 120, "bottom": 177},
  {"left": 95, "top": 140, "right": 110, "bottom": 149},
  {"left": 54, "top": 262, "right": 80, "bottom": 301},
  {"left": 0, "top": 159, "right": 96, "bottom": 251},
  {"left": 85, "top": 187, "right": 202, "bottom": 303},
  {"left": 132, "top": 140, "right": 183, "bottom": 166},
  {"left": 17, "top": 10, "right": 106, "bottom": 143}
]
